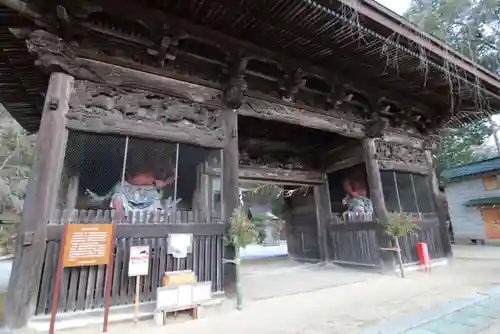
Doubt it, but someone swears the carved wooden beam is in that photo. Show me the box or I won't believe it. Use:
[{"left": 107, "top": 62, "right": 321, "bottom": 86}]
[
  {"left": 205, "top": 165, "right": 326, "bottom": 184},
  {"left": 25, "top": 30, "right": 366, "bottom": 138},
  {"left": 375, "top": 140, "right": 428, "bottom": 174},
  {"left": 239, "top": 97, "right": 365, "bottom": 138},
  {"left": 67, "top": 80, "right": 226, "bottom": 148},
  {"left": 382, "top": 132, "right": 425, "bottom": 149}
]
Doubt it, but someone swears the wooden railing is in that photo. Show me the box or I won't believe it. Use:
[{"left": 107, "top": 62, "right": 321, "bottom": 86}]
[
  {"left": 36, "top": 209, "right": 224, "bottom": 316},
  {"left": 328, "top": 212, "right": 444, "bottom": 267}
]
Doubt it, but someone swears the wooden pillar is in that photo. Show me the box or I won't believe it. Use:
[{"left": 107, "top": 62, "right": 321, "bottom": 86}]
[
  {"left": 221, "top": 107, "right": 239, "bottom": 295},
  {"left": 4, "top": 72, "right": 74, "bottom": 329},
  {"left": 362, "top": 138, "right": 395, "bottom": 270},
  {"left": 425, "top": 150, "right": 453, "bottom": 258},
  {"left": 221, "top": 56, "right": 246, "bottom": 295},
  {"left": 314, "top": 182, "right": 332, "bottom": 261}
]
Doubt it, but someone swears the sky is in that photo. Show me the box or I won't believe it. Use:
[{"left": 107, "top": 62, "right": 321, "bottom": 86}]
[{"left": 375, "top": 0, "right": 411, "bottom": 15}]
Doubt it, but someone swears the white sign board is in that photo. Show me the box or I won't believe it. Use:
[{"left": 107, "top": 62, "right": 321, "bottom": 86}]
[
  {"left": 156, "top": 282, "right": 212, "bottom": 312},
  {"left": 128, "top": 245, "right": 150, "bottom": 277},
  {"left": 167, "top": 234, "right": 193, "bottom": 258}
]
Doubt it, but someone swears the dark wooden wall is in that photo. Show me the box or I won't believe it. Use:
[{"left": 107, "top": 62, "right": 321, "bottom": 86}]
[
  {"left": 327, "top": 218, "right": 444, "bottom": 267},
  {"left": 36, "top": 210, "right": 224, "bottom": 315},
  {"left": 285, "top": 189, "right": 320, "bottom": 261}
]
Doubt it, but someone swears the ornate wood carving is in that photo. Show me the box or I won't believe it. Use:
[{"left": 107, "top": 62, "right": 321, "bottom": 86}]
[
  {"left": 67, "top": 80, "right": 225, "bottom": 147},
  {"left": 382, "top": 132, "right": 425, "bottom": 149},
  {"left": 26, "top": 30, "right": 221, "bottom": 103},
  {"left": 238, "top": 149, "right": 308, "bottom": 170},
  {"left": 240, "top": 98, "right": 365, "bottom": 138},
  {"left": 375, "top": 140, "right": 428, "bottom": 173}
]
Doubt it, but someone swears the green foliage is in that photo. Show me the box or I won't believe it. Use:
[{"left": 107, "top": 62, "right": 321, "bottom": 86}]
[
  {"left": 406, "top": 0, "right": 499, "bottom": 73},
  {"left": 0, "top": 106, "right": 35, "bottom": 216},
  {"left": 406, "top": 0, "right": 499, "bottom": 173},
  {"left": 383, "top": 212, "right": 420, "bottom": 238},
  {"left": 435, "top": 120, "right": 492, "bottom": 176},
  {"left": 225, "top": 207, "right": 259, "bottom": 248}
]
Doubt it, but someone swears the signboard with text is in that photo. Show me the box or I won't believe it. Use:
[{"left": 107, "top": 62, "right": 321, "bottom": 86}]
[
  {"left": 62, "top": 224, "right": 114, "bottom": 267},
  {"left": 52, "top": 223, "right": 115, "bottom": 334},
  {"left": 128, "top": 245, "right": 150, "bottom": 276}
]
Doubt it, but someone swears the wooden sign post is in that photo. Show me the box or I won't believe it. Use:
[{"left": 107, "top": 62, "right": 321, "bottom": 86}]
[
  {"left": 50, "top": 224, "right": 115, "bottom": 334},
  {"left": 128, "top": 245, "right": 150, "bottom": 324}
]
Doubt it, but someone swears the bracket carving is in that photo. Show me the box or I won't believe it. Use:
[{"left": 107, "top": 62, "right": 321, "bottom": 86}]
[
  {"left": 223, "top": 55, "right": 248, "bottom": 110},
  {"left": 281, "top": 68, "right": 306, "bottom": 102},
  {"left": 364, "top": 101, "right": 389, "bottom": 138}
]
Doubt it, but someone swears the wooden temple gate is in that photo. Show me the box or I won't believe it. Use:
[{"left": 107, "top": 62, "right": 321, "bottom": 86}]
[{"left": 1, "top": 0, "right": 499, "bottom": 330}]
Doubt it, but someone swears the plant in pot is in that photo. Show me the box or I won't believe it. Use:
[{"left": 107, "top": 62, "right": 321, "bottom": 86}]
[
  {"left": 225, "top": 207, "right": 258, "bottom": 310},
  {"left": 383, "top": 212, "right": 420, "bottom": 278}
]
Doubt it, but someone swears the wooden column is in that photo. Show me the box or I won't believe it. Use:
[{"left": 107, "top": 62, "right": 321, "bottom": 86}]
[
  {"left": 5, "top": 72, "right": 74, "bottom": 329},
  {"left": 221, "top": 56, "right": 246, "bottom": 295},
  {"left": 221, "top": 107, "right": 239, "bottom": 295},
  {"left": 362, "top": 138, "right": 395, "bottom": 270},
  {"left": 314, "top": 182, "right": 332, "bottom": 261},
  {"left": 425, "top": 150, "right": 453, "bottom": 258}
]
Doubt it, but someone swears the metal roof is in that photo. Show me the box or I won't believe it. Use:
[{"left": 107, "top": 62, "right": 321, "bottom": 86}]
[
  {"left": 441, "top": 157, "right": 500, "bottom": 181},
  {"left": 464, "top": 197, "right": 500, "bottom": 207}
]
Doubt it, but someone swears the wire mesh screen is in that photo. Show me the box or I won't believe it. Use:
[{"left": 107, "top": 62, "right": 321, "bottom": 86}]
[
  {"left": 38, "top": 131, "right": 225, "bottom": 315},
  {"left": 53, "top": 131, "right": 222, "bottom": 224}
]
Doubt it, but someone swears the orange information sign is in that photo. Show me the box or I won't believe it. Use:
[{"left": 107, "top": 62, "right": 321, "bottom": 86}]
[{"left": 62, "top": 224, "right": 114, "bottom": 267}]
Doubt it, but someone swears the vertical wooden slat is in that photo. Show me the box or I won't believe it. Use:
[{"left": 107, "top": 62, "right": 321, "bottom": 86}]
[
  {"left": 65, "top": 268, "right": 79, "bottom": 311},
  {"left": 120, "top": 238, "right": 131, "bottom": 304},
  {"left": 192, "top": 237, "right": 199, "bottom": 280},
  {"left": 216, "top": 235, "right": 223, "bottom": 292},
  {"left": 314, "top": 183, "right": 332, "bottom": 261},
  {"left": 57, "top": 245, "right": 70, "bottom": 312},
  {"left": 84, "top": 210, "right": 103, "bottom": 310},
  {"left": 35, "top": 242, "right": 55, "bottom": 315},
  {"left": 158, "top": 238, "right": 167, "bottom": 285},
  {"left": 151, "top": 238, "right": 160, "bottom": 298},
  {"left": 111, "top": 239, "right": 123, "bottom": 305},
  {"left": 76, "top": 267, "right": 89, "bottom": 311},
  {"left": 142, "top": 239, "right": 152, "bottom": 301},
  {"left": 94, "top": 211, "right": 112, "bottom": 308},
  {"left": 200, "top": 236, "right": 206, "bottom": 281}
]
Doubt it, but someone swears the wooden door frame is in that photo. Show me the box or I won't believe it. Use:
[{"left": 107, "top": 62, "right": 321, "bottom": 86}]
[{"left": 238, "top": 171, "right": 330, "bottom": 262}]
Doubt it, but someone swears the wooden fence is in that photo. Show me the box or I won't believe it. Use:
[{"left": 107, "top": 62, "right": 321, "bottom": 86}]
[
  {"left": 35, "top": 209, "right": 224, "bottom": 315},
  {"left": 328, "top": 213, "right": 444, "bottom": 267},
  {"left": 328, "top": 221, "right": 381, "bottom": 266}
]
